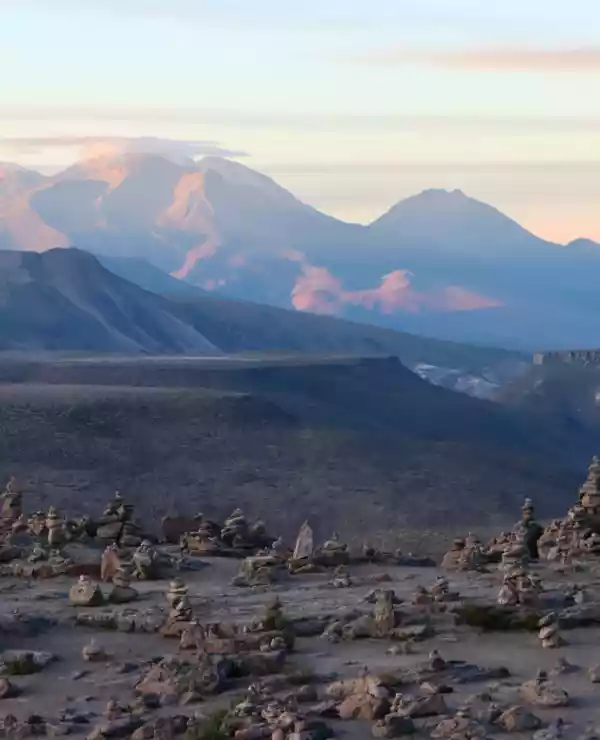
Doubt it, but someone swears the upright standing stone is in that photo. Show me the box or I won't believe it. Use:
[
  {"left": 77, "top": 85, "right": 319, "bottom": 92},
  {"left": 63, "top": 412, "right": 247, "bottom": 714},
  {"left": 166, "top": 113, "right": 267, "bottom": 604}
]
[
  {"left": 0, "top": 478, "right": 22, "bottom": 523},
  {"left": 46, "top": 507, "right": 64, "bottom": 549},
  {"left": 293, "top": 521, "right": 313, "bottom": 560}
]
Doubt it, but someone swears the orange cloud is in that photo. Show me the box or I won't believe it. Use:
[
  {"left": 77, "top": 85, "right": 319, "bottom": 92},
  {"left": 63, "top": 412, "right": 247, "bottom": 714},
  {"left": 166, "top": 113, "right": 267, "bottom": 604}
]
[
  {"left": 360, "top": 46, "right": 600, "bottom": 71},
  {"left": 291, "top": 264, "right": 345, "bottom": 315},
  {"left": 290, "top": 257, "right": 501, "bottom": 316}
]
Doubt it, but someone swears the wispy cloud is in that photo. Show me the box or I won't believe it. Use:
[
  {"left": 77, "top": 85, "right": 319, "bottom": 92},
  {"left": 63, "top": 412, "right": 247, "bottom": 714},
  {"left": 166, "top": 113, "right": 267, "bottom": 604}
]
[
  {"left": 358, "top": 46, "right": 600, "bottom": 71},
  {"left": 2, "top": 106, "right": 600, "bottom": 134},
  {"left": 263, "top": 161, "right": 600, "bottom": 176},
  {"left": 0, "top": 136, "right": 247, "bottom": 163}
]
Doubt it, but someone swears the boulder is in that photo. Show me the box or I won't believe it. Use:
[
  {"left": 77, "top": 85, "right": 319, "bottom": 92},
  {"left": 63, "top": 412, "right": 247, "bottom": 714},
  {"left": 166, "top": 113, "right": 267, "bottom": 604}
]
[
  {"left": 327, "top": 675, "right": 389, "bottom": 700},
  {"left": 100, "top": 547, "right": 122, "bottom": 582},
  {"left": 161, "top": 516, "right": 201, "bottom": 544},
  {"left": 69, "top": 578, "right": 104, "bottom": 607},
  {"left": 0, "top": 650, "right": 55, "bottom": 676},
  {"left": 372, "top": 716, "right": 416, "bottom": 737},
  {"left": 108, "top": 585, "right": 139, "bottom": 604},
  {"left": 520, "top": 678, "right": 569, "bottom": 707},
  {"left": 135, "top": 655, "right": 229, "bottom": 701},
  {"left": 96, "top": 521, "right": 124, "bottom": 543},
  {"left": 396, "top": 693, "right": 448, "bottom": 718},
  {"left": 338, "top": 694, "right": 391, "bottom": 720},
  {"left": 431, "top": 716, "right": 486, "bottom": 739},
  {"left": 234, "top": 650, "right": 286, "bottom": 677},
  {"left": 496, "top": 705, "right": 542, "bottom": 732},
  {"left": 86, "top": 716, "right": 144, "bottom": 739}
]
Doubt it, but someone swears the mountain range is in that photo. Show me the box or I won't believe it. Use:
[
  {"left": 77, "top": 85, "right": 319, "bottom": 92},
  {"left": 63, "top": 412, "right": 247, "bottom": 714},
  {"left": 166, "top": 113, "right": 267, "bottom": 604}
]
[{"left": 2, "top": 153, "right": 600, "bottom": 350}]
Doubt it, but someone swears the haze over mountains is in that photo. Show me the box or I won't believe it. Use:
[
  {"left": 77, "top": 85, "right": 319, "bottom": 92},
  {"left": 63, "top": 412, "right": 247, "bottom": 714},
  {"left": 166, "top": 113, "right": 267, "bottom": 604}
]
[{"left": 2, "top": 152, "right": 600, "bottom": 350}]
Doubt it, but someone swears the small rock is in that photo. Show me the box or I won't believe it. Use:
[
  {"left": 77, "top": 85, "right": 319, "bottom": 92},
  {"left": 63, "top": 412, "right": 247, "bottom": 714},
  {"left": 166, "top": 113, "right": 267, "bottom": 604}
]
[
  {"left": 82, "top": 640, "right": 108, "bottom": 663},
  {"left": 589, "top": 665, "right": 600, "bottom": 683},
  {"left": 0, "top": 678, "right": 19, "bottom": 698}
]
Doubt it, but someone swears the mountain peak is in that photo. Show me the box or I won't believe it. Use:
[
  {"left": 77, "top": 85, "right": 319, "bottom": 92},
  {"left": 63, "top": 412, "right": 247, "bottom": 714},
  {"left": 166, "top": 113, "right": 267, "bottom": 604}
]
[
  {"left": 566, "top": 237, "right": 600, "bottom": 250},
  {"left": 420, "top": 188, "right": 468, "bottom": 199},
  {"left": 0, "top": 162, "right": 47, "bottom": 196},
  {"left": 369, "top": 186, "right": 546, "bottom": 256}
]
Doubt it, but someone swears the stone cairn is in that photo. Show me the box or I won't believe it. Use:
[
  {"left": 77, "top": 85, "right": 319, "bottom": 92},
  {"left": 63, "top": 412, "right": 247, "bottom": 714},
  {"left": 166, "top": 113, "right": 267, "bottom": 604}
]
[
  {"left": 95, "top": 492, "right": 147, "bottom": 548},
  {"left": 539, "top": 612, "right": 564, "bottom": 649},
  {"left": 133, "top": 540, "right": 159, "bottom": 580},
  {"left": 45, "top": 506, "right": 65, "bottom": 550},
  {"left": 537, "top": 455, "right": 600, "bottom": 562},
  {"left": 441, "top": 538, "right": 467, "bottom": 571},
  {"left": 332, "top": 564, "right": 352, "bottom": 588},
  {"left": 497, "top": 566, "right": 542, "bottom": 607},
  {"left": 458, "top": 532, "right": 486, "bottom": 571},
  {"left": 109, "top": 564, "right": 138, "bottom": 604},
  {"left": 166, "top": 577, "right": 189, "bottom": 608},
  {"left": 430, "top": 575, "right": 459, "bottom": 602},
  {"left": 500, "top": 539, "right": 529, "bottom": 573},
  {"left": 160, "top": 578, "right": 193, "bottom": 637},
  {"left": 181, "top": 508, "right": 276, "bottom": 556},
  {"left": 518, "top": 498, "right": 544, "bottom": 560},
  {"left": 443, "top": 459, "right": 600, "bottom": 572}
]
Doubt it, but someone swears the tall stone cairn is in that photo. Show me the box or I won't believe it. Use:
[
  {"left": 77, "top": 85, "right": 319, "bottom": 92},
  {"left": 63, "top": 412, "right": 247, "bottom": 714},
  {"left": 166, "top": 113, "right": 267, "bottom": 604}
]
[{"left": 579, "top": 455, "right": 600, "bottom": 511}]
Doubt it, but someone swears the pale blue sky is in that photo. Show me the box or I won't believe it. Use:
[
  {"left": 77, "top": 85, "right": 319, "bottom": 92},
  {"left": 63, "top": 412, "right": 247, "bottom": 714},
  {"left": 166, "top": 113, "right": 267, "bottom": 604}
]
[{"left": 2, "top": 0, "right": 600, "bottom": 239}]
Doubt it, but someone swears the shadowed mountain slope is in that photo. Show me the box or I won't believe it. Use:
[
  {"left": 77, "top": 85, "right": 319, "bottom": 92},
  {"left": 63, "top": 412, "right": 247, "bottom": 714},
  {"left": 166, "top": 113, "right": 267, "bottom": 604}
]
[{"left": 0, "top": 249, "right": 217, "bottom": 353}]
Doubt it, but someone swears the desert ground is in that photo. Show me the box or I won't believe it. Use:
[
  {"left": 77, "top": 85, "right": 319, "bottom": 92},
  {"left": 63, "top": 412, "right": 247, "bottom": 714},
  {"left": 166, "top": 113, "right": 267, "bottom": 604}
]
[{"left": 2, "top": 539, "right": 600, "bottom": 739}]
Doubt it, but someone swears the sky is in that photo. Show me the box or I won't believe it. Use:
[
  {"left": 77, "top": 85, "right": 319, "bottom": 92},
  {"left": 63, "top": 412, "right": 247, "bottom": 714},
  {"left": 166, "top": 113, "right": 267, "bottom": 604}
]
[{"left": 1, "top": 0, "right": 600, "bottom": 241}]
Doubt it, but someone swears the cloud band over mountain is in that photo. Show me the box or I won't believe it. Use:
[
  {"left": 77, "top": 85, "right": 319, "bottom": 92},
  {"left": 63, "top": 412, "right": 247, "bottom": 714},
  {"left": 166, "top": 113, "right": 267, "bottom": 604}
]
[{"left": 0, "top": 136, "right": 248, "bottom": 163}]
